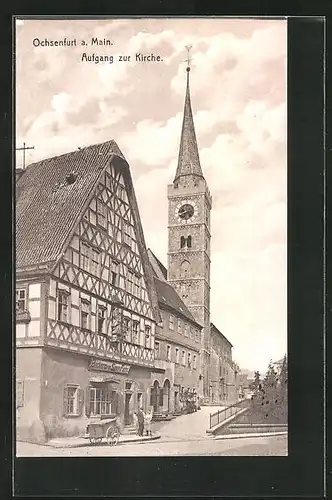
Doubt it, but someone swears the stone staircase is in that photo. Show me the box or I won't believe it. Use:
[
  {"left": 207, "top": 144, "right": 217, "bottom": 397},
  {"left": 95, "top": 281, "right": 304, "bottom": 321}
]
[
  {"left": 152, "top": 412, "right": 175, "bottom": 421},
  {"left": 122, "top": 424, "right": 137, "bottom": 435}
]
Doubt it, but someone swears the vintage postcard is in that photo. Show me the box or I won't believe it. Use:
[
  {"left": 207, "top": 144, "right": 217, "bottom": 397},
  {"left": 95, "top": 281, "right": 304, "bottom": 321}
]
[{"left": 15, "top": 17, "right": 287, "bottom": 458}]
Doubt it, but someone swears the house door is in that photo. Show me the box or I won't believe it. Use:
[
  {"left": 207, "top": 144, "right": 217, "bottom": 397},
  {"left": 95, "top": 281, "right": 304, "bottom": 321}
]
[
  {"left": 163, "top": 379, "right": 170, "bottom": 412},
  {"left": 124, "top": 392, "right": 132, "bottom": 425},
  {"left": 150, "top": 380, "right": 160, "bottom": 412}
]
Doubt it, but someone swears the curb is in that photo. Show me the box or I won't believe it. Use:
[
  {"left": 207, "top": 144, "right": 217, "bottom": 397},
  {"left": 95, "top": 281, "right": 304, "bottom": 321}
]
[
  {"left": 44, "top": 434, "right": 161, "bottom": 449},
  {"left": 214, "top": 431, "right": 287, "bottom": 440}
]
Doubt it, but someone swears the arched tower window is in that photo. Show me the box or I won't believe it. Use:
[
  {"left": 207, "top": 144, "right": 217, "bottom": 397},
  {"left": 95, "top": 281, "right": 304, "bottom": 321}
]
[
  {"left": 180, "top": 260, "right": 190, "bottom": 279},
  {"left": 180, "top": 236, "right": 192, "bottom": 249}
]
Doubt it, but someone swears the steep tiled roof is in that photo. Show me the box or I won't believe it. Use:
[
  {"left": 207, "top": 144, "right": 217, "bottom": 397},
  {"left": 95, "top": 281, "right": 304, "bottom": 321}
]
[
  {"left": 148, "top": 249, "right": 201, "bottom": 327},
  {"left": 210, "top": 322, "right": 233, "bottom": 348},
  {"left": 147, "top": 248, "right": 167, "bottom": 281},
  {"left": 153, "top": 277, "right": 199, "bottom": 326},
  {"left": 16, "top": 140, "right": 125, "bottom": 270}
]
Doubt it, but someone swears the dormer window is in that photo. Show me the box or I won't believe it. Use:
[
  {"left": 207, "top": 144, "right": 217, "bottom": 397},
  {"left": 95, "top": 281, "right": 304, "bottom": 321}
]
[{"left": 65, "top": 172, "right": 77, "bottom": 185}]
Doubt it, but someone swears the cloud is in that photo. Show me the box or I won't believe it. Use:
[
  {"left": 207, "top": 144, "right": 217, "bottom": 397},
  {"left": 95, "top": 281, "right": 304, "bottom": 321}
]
[
  {"left": 119, "top": 114, "right": 182, "bottom": 167},
  {"left": 15, "top": 18, "right": 287, "bottom": 372}
]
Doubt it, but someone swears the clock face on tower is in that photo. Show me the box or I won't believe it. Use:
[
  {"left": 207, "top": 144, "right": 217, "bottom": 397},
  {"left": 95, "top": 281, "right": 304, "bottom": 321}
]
[{"left": 175, "top": 200, "right": 198, "bottom": 223}]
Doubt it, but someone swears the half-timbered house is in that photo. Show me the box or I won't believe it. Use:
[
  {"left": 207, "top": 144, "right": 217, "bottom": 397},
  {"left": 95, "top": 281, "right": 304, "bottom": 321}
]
[{"left": 16, "top": 140, "right": 162, "bottom": 443}]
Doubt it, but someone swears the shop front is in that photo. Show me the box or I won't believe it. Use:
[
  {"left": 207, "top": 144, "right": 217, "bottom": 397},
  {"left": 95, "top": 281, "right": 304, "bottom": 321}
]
[{"left": 27, "top": 347, "right": 157, "bottom": 441}]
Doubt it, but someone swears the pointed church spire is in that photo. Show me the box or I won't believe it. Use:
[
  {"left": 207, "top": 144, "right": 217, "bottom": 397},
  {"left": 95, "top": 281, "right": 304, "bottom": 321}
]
[{"left": 174, "top": 46, "right": 204, "bottom": 182}]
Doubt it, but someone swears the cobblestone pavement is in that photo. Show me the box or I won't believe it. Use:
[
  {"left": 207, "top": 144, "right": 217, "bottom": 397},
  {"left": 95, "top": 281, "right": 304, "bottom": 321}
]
[
  {"left": 16, "top": 407, "right": 287, "bottom": 456},
  {"left": 152, "top": 405, "right": 226, "bottom": 441},
  {"left": 16, "top": 434, "right": 287, "bottom": 457}
]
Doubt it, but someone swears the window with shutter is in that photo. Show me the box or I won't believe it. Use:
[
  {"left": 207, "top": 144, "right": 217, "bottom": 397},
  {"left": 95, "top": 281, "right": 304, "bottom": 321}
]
[
  {"left": 63, "top": 385, "right": 69, "bottom": 416},
  {"left": 110, "top": 260, "right": 119, "bottom": 286},
  {"left": 81, "top": 242, "right": 90, "bottom": 272},
  {"left": 124, "top": 317, "right": 131, "bottom": 342},
  {"left": 85, "top": 386, "right": 91, "bottom": 417},
  {"left": 63, "top": 384, "right": 83, "bottom": 416},
  {"left": 16, "top": 289, "right": 27, "bottom": 312},
  {"left": 145, "top": 325, "right": 151, "bottom": 348},
  {"left": 91, "top": 249, "right": 100, "bottom": 275},
  {"left": 80, "top": 299, "right": 90, "bottom": 329},
  {"left": 97, "top": 198, "right": 107, "bottom": 228},
  {"left": 132, "top": 321, "right": 139, "bottom": 344},
  {"left": 58, "top": 290, "right": 69, "bottom": 322},
  {"left": 97, "top": 306, "right": 106, "bottom": 333},
  {"left": 78, "top": 388, "right": 84, "bottom": 415}
]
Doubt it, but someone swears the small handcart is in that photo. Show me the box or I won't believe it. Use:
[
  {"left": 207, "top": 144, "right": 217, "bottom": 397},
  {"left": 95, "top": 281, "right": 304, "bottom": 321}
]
[{"left": 87, "top": 416, "right": 121, "bottom": 446}]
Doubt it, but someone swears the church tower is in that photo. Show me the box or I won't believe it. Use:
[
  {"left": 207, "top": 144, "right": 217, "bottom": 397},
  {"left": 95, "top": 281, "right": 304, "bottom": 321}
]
[{"left": 167, "top": 51, "right": 212, "bottom": 401}]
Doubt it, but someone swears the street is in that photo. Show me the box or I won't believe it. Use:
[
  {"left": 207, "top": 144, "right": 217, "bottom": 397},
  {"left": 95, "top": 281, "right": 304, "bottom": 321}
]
[
  {"left": 16, "top": 406, "right": 287, "bottom": 457},
  {"left": 17, "top": 435, "right": 287, "bottom": 457}
]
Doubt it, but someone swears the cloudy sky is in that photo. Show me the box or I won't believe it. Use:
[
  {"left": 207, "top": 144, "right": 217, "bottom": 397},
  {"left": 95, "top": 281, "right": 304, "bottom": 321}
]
[{"left": 15, "top": 18, "right": 287, "bottom": 373}]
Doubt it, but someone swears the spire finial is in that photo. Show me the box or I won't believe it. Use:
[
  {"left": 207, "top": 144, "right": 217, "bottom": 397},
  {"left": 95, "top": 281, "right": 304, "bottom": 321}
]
[{"left": 183, "top": 44, "right": 193, "bottom": 72}]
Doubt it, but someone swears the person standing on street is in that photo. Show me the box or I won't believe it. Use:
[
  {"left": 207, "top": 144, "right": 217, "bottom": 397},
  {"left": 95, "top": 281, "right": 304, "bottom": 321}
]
[
  {"left": 137, "top": 406, "right": 145, "bottom": 436},
  {"left": 145, "top": 406, "right": 154, "bottom": 436},
  {"left": 133, "top": 412, "right": 139, "bottom": 435}
]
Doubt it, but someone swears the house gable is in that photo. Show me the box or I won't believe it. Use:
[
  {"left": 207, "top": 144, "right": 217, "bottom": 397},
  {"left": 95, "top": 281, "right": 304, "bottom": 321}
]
[{"left": 51, "top": 152, "right": 160, "bottom": 324}]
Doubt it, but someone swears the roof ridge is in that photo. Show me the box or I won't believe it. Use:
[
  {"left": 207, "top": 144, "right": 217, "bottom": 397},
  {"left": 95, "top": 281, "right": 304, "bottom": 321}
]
[{"left": 22, "top": 139, "right": 120, "bottom": 171}]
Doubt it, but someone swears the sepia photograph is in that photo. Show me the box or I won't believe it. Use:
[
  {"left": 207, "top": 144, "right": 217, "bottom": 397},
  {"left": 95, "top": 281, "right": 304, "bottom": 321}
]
[{"left": 15, "top": 17, "right": 288, "bottom": 458}]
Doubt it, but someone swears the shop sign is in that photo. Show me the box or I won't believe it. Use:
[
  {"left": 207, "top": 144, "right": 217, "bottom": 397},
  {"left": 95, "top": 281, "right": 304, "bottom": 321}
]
[{"left": 88, "top": 359, "right": 130, "bottom": 375}]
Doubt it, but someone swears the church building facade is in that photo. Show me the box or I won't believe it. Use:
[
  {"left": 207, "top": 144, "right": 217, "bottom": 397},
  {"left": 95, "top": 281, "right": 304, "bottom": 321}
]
[{"left": 166, "top": 64, "right": 238, "bottom": 404}]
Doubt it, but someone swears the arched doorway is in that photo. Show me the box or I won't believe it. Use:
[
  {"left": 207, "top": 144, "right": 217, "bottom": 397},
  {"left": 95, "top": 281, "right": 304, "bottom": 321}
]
[
  {"left": 163, "top": 379, "right": 171, "bottom": 412},
  {"left": 150, "top": 380, "right": 160, "bottom": 412}
]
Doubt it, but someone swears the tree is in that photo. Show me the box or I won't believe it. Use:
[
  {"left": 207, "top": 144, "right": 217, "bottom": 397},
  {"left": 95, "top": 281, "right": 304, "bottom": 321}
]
[
  {"left": 279, "top": 355, "right": 287, "bottom": 387},
  {"left": 260, "top": 359, "right": 287, "bottom": 422},
  {"left": 264, "top": 360, "right": 278, "bottom": 388},
  {"left": 278, "top": 355, "right": 288, "bottom": 406},
  {"left": 249, "top": 371, "right": 262, "bottom": 394}
]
